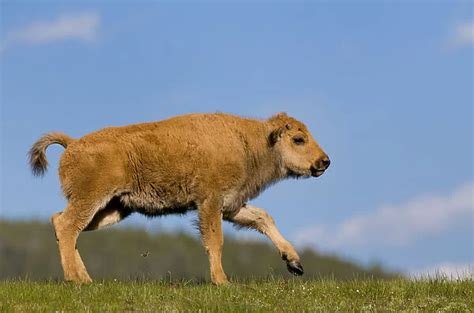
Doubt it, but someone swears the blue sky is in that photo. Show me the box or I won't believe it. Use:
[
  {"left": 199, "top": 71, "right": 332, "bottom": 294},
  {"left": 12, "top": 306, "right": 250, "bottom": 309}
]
[{"left": 1, "top": 1, "right": 473, "bottom": 277}]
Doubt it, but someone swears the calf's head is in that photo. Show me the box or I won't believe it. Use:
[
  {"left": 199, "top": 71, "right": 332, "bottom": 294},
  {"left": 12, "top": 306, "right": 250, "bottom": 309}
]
[{"left": 268, "top": 113, "right": 330, "bottom": 178}]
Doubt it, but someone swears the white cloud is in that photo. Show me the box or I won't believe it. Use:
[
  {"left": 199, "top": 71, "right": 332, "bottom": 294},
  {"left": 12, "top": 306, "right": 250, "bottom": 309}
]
[
  {"left": 294, "top": 183, "right": 474, "bottom": 249},
  {"left": 1, "top": 12, "right": 99, "bottom": 51},
  {"left": 410, "top": 262, "right": 473, "bottom": 281},
  {"left": 451, "top": 20, "right": 474, "bottom": 49}
]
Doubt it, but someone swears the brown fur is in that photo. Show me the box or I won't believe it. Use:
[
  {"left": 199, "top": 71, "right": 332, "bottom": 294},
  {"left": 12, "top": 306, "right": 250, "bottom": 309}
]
[{"left": 29, "top": 112, "right": 329, "bottom": 285}]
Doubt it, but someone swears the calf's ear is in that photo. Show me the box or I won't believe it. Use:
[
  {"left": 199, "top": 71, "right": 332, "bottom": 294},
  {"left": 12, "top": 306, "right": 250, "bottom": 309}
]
[{"left": 268, "top": 127, "right": 284, "bottom": 146}]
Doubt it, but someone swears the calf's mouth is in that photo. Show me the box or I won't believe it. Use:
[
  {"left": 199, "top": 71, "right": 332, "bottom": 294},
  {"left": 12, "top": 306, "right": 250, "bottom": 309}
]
[{"left": 310, "top": 167, "right": 326, "bottom": 177}]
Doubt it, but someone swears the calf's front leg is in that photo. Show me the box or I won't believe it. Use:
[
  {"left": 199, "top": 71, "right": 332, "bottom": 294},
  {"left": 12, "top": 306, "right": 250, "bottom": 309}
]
[
  {"left": 198, "top": 199, "right": 229, "bottom": 285},
  {"left": 224, "top": 204, "right": 304, "bottom": 275}
]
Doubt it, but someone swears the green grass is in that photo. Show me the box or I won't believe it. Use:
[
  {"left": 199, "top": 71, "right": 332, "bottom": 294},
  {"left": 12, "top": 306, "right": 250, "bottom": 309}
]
[{"left": 1, "top": 278, "right": 472, "bottom": 312}]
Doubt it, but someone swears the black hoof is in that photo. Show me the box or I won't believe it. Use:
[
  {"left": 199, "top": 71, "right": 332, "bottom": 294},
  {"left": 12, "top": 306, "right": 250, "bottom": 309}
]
[{"left": 287, "top": 260, "right": 304, "bottom": 276}]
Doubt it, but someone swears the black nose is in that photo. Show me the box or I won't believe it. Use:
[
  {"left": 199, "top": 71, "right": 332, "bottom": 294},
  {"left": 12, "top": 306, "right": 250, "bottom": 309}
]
[{"left": 321, "top": 157, "right": 331, "bottom": 169}]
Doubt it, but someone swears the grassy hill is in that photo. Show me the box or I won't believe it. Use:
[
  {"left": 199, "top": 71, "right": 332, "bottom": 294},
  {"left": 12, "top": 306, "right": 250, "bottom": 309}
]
[
  {"left": 1, "top": 279, "right": 472, "bottom": 311},
  {"left": 1, "top": 220, "right": 472, "bottom": 311},
  {"left": 0, "top": 220, "right": 393, "bottom": 281}
]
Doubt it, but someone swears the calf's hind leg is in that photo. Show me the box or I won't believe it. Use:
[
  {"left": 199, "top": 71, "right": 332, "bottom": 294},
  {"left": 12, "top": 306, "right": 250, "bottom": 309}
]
[
  {"left": 51, "top": 212, "right": 88, "bottom": 280},
  {"left": 224, "top": 204, "right": 304, "bottom": 276},
  {"left": 51, "top": 201, "right": 100, "bottom": 283}
]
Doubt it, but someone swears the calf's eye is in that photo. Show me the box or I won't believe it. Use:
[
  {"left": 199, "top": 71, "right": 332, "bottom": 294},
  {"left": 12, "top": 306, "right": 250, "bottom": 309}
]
[{"left": 292, "top": 136, "right": 305, "bottom": 145}]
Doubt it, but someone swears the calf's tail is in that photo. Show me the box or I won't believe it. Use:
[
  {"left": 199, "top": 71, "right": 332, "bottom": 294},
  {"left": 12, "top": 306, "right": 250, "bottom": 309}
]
[{"left": 29, "top": 132, "right": 75, "bottom": 177}]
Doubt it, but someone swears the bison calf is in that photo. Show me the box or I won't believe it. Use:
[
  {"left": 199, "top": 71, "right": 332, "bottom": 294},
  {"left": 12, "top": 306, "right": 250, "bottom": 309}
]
[{"left": 29, "top": 112, "right": 330, "bottom": 285}]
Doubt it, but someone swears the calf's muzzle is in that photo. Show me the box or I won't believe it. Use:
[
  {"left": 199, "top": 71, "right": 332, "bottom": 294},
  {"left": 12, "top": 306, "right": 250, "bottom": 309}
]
[{"left": 310, "top": 155, "right": 331, "bottom": 177}]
